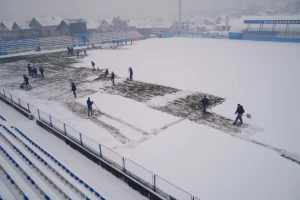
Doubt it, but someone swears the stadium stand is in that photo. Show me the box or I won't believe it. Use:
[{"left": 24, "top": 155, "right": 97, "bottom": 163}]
[
  {"left": 243, "top": 31, "right": 279, "bottom": 39},
  {"left": 89, "top": 31, "right": 142, "bottom": 43}
]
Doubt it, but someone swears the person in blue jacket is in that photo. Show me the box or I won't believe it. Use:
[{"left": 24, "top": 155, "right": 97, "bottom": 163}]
[
  {"left": 200, "top": 95, "right": 209, "bottom": 113},
  {"left": 87, "top": 97, "right": 94, "bottom": 116}
]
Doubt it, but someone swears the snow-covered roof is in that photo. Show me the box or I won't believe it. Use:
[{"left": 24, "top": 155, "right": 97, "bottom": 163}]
[
  {"left": 130, "top": 18, "right": 176, "bottom": 29},
  {"left": 1, "top": 21, "right": 14, "bottom": 30},
  {"left": 63, "top": 19, "right": 87, "bottom": 25},
  {"left": 86, "top": 20, "right": 100, "bottom": 30},
  {"left": 14, "top": 21, "right": 31, "bottom": 29},
  {"left": 33, "top": 16, "right": 63, "bottom": 26}
]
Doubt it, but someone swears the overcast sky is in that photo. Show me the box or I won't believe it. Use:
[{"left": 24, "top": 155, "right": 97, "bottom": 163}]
[{"left": 0, "top": 0, "right": 269, "bottom": 21}]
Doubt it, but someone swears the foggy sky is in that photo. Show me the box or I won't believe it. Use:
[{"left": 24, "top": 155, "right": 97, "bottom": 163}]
[{"left": 0, "top": 0, "right": 268, "bottom": 21}]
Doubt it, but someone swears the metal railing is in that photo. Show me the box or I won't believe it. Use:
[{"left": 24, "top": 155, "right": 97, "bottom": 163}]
[{"left": 0, "top": 88, "right": 201, "bottom": 200}]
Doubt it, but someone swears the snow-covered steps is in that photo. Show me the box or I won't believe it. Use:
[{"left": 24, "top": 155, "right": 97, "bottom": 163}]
[
  {"left": 0, "top": 132, "right": 64, "bottom": 199},
  {"left": 0, "top": 165, "right": 22, "bottom": 200},
  {"left": 0, "top": 115, "right": 6, "bottom": 121},
  {"left": 1, "top": 125, "right": 106, "bottom": 200}
]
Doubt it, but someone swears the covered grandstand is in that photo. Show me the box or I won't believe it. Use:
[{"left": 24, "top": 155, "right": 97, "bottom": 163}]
[
  {"left": 229, "top": 16, "right": 300, "bottom": 42},
  {"left": 0, "top": 30, "right": 145, "bottom": 56}
]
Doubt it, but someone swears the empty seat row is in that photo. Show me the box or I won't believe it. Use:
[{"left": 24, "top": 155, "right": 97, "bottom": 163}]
[
  {"left": 0, "top": 129, "right": 70, "bottom": 200},
  {"left": 0, "top": 144, "right": 41, "bottom": 200},
  {"left": 0, "top": 115, "right": 6, "bottom": 121},
  {"left": 12, "top": 126, "right": 105, "bottom": 200},
  {"left": 0, "top": 164, "right": 29, "bottom": 200}
]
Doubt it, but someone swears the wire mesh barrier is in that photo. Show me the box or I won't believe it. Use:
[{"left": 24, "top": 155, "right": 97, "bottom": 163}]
[
  {"left": 39, "top": 110, "right": 51, "bottom": 125},
  {"left": 101, "top": 145, "right": 124, "bottom": 171},
  {"left": 81, "top": 134, "right": 100, "bottom": 155},
  {"left": 10, "top": 93, "right": 19, "bottom": 105},
  {"left": 156, "top": 175, "right": 194, "bottom": 200},
  {"left": 28, "top": 104, "right": 39, "bottom": 119},
  {"left": 50, "top": 116, "right": 65, "bottom": 134},
  {"left": 0, "top": 88, "right": 202, "bottom": 200},
  {"left": 19, "top": 98, "right": 29, "bottom": 112},
  {"left": 125, "top": 158, "right": 154, "bottom": 189},
  {"left": 65, "top": 125, "right": 81, "bottom": 145}
]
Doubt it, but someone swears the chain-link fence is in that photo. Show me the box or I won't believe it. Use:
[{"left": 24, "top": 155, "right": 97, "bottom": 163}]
[
  {"left": 156, "top": 175, "right": 194, "bottom": 200},
  {"left": 125, "top": 158, "right": 154, "bottom": 189},
  {"left": 0, "top": 88, "right": 201, "bottom": 200},
  {"left": 65, "top": 125, "right": 81, "bottom": 145},
  {"left": 101, "top": 145, "right": 124, "bottom": 171},
  {"left": 81, "top": 134, "right": 100, "bottom": 156},
  {"left": 50, "top": 116, "right": 65, "bottom": 134}
]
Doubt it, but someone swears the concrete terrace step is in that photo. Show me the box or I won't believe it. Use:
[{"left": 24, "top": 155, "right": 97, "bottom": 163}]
[
  {"left": 0, "top": 132, "right": 67, "bottom": 200},
  {"left": 4, "top": 125, "right": 105, "bottom": 200}
]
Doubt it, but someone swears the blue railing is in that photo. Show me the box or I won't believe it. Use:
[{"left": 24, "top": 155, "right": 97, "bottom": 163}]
[{"left": 0, "top": 88, "right": 201, "bottom": 200}]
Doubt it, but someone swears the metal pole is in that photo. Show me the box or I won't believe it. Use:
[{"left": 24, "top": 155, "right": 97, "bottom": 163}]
[
  {"left": 79, "top": 133, "right": 83, "bottom": 146},
  {"left": 64, "top": 123, "right": 67, "bottom": 136},
  {"left": 122, "top": 157, "right": 126, "bottom": 172},
  {"left": 49, "top": 116, "right": 52, "bottom": 127},
  {"left": 99, "top": 144, "right": 102, "bottom": 158},
  {"left": 179, "top": 0, "right": 182, "bottom": 33},
  {"left": 153, "top": 174, "right": 156, "bottom": 192},
  {"left": 37, "top": 109, "right": 40, "bottom": 120}
]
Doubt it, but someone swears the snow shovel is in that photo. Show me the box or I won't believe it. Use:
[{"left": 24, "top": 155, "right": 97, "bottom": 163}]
[{"left": 94, "top": 103, "right": 101, "bottom": 115}]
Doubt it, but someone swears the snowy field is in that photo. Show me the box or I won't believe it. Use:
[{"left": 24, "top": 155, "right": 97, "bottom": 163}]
[{"left": 1, "top": 38, "right": 300, "bottom": 200}]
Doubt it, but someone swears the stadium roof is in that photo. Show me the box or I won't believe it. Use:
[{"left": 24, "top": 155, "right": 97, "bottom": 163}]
[
  {"left": 129, "top": 18, "right": 176, "bottom": 29},
  {"left": 33, "top": 16, "right": 63, "bottom": 26}
]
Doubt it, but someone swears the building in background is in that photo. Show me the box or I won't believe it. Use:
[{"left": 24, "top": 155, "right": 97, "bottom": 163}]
[
  {"left": 57, "top": 19, "right": 87, "bottom": 35},
  {"left": 111, "top": 16, "right": 131, "bottom": 31},
  {"left": 98, "top": 20, "right": 111, "bottom": 32},
  {"left": 11, "top": 21, "right": 40, "bottom": 39},
  {"left": 130, "top": 18, "right": 178, "bottom": 37},
  {"left": 29, "top": 16, "right": 63, "bottom": 37}
]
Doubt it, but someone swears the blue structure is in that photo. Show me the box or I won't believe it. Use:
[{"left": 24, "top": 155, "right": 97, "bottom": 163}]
[{"left": 229, "top": 19, "right": 300, "bottom": 43}]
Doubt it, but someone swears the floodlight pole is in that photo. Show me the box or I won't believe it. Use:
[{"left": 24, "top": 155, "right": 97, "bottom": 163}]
[{"left": 179, "top": 0, "right": 182, "bottom": 33}]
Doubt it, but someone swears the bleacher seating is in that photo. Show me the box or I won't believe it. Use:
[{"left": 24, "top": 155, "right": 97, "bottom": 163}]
[
  {"left": 89, "top": 31, "right": 142, "bottom": 43},
  {"left": 0, "top": 38, "right": 39, "bottom": 51},
  {"left": 244, "top": 31, "right": 279, "bottom": 39},
  {"left": 0, "top": 31, "right": 145, "bottom": 55},
  {"left": 275, "top": 32, "right": 300, "bottom": 39},
  {"left": 39, "top": 36, "right": 81, "bottom": 50}
]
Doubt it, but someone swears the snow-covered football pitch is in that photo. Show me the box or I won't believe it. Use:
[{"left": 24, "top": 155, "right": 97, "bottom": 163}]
[{"left": 1, "top": 37, "right": 300, "bottom": 200}]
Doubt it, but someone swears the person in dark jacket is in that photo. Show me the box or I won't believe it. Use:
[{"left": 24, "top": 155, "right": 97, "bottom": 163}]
[
  {"left": 91, "top": 61, "right": 95, "bottom": 68},
  {"left": 111, "top": 72, "right": 115, "bottom": 85},
  {"left": 128, "top": 67, "right": 133, "bottom": 81},
  {"left": 104, "top": 69, "right": 109, "bottom": 78},
  {"left": 71, "top": 83, "right": 76, "bottom": 98},
  {"left": 27, "top": 64, "right": 32, "bottom": 76},
  {"left": 87, "top": 97, "right": 94, "bottom": 116},
  {"left": 23, "top": 75, "right": 31, "bottom": 88},
  {"left": 76, "top": 51, "right": 79, "bottom": 58},
  {"left": 200, "top": 95, "right": 209, "bottom": 113},
  {"left": 32, "top": 67, "right": 37, "bottom": 78},
  {"left": 233, "top": 104, "right": 245, "bottom": 125},
  {"left": 39, "top": 67, "right": 44, "bottom": 78}
]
